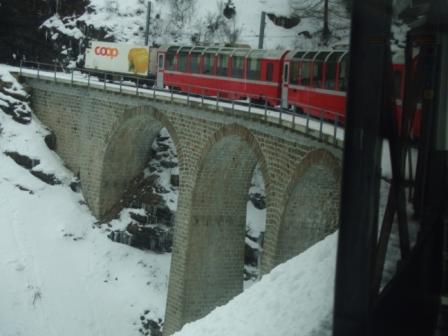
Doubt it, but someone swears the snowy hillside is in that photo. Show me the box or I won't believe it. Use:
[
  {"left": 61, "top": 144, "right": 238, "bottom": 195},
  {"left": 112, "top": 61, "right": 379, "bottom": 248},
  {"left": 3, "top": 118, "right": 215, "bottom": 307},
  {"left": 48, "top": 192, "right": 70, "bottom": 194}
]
[
  {"left": 39, "top": 0, "right": 358, "bottom": 67},
  {"left": 0, "top": 67, "right": 169, "bottom": 336}
]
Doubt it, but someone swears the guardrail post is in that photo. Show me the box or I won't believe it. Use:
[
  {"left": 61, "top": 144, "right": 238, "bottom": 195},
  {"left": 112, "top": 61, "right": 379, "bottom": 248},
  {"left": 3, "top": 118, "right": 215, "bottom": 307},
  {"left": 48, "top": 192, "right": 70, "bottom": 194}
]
[
  {"left": 248, "top": 99, "right": 252, "bottom": 114},
  {"left": 87, "top": 73, "right": 91, "bottom": 88},
  {"left": 279, "top": 107, "right": 283, "bottom": 126},
  {"left": 71, "top": 69, "right": 74, "bottom": 86},
  {"left": 136, "top": 78, "right": 139, "bottom": 95},
  {"left": 201, "top": 89, "right": 204, "bottom": 106},
  {"left": 292, "top": 114, "right": 296, "bottom": 129},
  {"left": 305, "top": 111, "right": 310, "bottom": 134},
  {"left": 19, "top": 60, "right": 23, "bottom": 76},
  {"left": 264, "top": 100, "right": 268, "bottom": 120},
  {"left": 103, "top": 72, "right": 107, "bottom": 90},
  {"left": 319, "top": 110, "right": 324, "bottom": 140},
  {"left": 334, "top": 115, "right": 339, "bottom": 145},
  {"left": 37, "top": 63, "right": 40, "bottom": 79},
  {"left": 119, "top": 77, "right": 122, "bottom": 93},
  {"left": 153, "top": 87, "right": 156, "bottom": 99},
  {"left": 54, "top": 64, "right": 57, "bottom": 82}
]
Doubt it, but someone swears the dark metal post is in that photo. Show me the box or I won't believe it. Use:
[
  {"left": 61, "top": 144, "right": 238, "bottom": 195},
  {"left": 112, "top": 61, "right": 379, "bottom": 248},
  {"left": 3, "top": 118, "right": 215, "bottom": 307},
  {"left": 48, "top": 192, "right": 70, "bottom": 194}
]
[
  {"left": 144, "top": 1, "right": 151, "bottom": 46},
  {"left": 333, "top": 0, "right": 393, "bottom": 335},
  {"left": 258, "top": 11, "right": 266, "bottom": 49}
]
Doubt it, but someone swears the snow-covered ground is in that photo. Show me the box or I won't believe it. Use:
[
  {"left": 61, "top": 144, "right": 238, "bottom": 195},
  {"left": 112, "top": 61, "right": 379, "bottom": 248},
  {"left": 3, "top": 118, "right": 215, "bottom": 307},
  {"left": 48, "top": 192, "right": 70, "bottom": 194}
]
[{"left": 0, "top": 67, "right": 169, "bottom": 336}]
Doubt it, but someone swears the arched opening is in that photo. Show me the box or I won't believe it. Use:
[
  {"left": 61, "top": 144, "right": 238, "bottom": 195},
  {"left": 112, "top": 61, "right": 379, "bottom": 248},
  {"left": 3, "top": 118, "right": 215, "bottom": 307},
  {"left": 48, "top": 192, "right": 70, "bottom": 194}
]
[
  {"left": 275, "top": 150, "right": 341, "bottom": 266},
  {"left": 245, "top": 163, "right": 267, "bottom": 288},
  {"left": 176, "top": 127, "right": 266, "bottom": 326},
  {"left": 98, "top": 107, "right": 179, "bottom": 220}
]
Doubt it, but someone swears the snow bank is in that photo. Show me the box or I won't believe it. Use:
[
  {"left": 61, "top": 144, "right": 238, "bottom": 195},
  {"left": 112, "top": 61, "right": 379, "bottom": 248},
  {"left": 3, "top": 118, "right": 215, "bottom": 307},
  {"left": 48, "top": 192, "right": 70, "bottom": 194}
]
[{"left": 174, "top": 232, "right": 337, "bottom": 336}]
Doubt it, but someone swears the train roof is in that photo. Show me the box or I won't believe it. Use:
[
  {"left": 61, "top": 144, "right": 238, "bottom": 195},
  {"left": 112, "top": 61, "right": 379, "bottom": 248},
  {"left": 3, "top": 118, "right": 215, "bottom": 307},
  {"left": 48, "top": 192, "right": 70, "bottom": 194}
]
[
  {"left": 285, "top": 49, "right": 348, "bottom": 62},
  {"left": 285, "top": 48, "right": 405, "bottom": 64},
  {"left": 158, "top": 45, "right": 288, "bottom": 60}
]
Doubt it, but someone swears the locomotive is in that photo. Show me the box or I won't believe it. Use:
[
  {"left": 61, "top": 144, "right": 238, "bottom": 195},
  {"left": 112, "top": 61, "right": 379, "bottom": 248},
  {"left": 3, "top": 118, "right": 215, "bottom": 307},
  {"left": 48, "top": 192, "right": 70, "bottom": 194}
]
[{"left": 85, "top": 41, "right": 418, "bottom": 134}]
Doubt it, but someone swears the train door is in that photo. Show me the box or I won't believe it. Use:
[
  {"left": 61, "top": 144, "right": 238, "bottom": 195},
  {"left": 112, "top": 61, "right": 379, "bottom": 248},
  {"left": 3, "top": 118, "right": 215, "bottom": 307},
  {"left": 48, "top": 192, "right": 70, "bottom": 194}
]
[
  {"left": 156, "top": 51, "right": 165, "bottom": 89},
  {"left": 281, "top": 61, "right": 290, "bottom": 108}
]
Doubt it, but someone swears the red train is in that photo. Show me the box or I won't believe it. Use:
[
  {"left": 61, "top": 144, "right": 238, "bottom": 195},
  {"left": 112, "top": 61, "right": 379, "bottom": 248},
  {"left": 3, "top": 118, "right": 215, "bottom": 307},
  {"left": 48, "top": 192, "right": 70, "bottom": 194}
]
[
  {"left": 153, "top": 45, "right": 419, "bottom": 134},
  {"left": 85, "top": 42, "right": 419, "bottom": 136}
]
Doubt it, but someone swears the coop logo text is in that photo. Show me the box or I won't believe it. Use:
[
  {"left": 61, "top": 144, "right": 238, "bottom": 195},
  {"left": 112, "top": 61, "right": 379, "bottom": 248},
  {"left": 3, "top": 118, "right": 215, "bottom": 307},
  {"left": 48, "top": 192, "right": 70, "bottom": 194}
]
[{"left": 95, "top": 46, "right": 119, "bottom": 59}]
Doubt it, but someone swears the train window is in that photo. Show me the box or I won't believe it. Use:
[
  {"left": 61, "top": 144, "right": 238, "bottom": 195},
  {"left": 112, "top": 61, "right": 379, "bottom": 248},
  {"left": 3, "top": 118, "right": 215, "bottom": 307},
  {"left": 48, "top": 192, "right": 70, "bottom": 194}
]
[
  {"left": 293, "top": 51, "right": 305, "bottom": 59},
  {"left": 325, "top": 62, "right": 337, "bottom": 89},
  {"left": 217, "top": 54, "right": 228, "bottom": 76},
  {"left": 325, "top": 52, "right": 343, "bottom": 90},
  {"left": 247, "top": 58, "right": 260, "bottom": 80},
  {"left": 232, "top": 56, "right": 244, "bottom": 78},
  {"left": 166, "top": 50, "right": 177, "bottom": 71},
  {"left": 313, "top": 53, "right": 327, "bottom": 88},
  {"left": 202, "top": 53, "right": 214, "bottom": 74},
  {"left": 300, "top": 61, "right": 312, "bottom": 86},
  {"left": 338, "top": 55, "right": 349, "bottom": 91},
  {"left": 290, "top": 61, "right": 300, "bottom": 85},
  {"left": 190, "top": 53, "right": 201, "bottom": 74},
  {"left": 266, "top": 63, "right": 274, "bottom": 81},
  {"left": 178, "top": 51, "right": 188, "bottom": 72},
  {"left": 313, "top": 61, "right": 324, "bottom": 87},
  {"left": 158, "top": 54, "right": 164, "bottom": 70}
]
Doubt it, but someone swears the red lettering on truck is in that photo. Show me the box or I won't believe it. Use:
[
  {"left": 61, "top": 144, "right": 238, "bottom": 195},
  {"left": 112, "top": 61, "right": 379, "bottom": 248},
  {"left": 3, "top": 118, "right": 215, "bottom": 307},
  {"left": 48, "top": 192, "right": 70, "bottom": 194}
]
[{"left": 94, "top": 46, "right": 119, "bottom": 58}]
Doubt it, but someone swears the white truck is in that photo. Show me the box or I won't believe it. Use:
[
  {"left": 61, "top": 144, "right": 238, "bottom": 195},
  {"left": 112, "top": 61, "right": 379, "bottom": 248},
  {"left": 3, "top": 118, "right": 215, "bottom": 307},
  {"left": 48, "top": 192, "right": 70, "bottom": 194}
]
[{"left": 84, "top": 41, "right": 157, "bottom": 77}]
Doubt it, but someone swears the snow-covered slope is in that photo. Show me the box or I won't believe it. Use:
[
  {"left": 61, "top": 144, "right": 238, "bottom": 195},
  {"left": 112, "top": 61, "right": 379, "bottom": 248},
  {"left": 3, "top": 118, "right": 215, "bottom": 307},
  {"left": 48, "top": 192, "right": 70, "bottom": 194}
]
[
  {"left": 174, "top": 232, "right": 337, "bottom": 336},
  {"left": 0, "top": 66, "right": 169, "bottom": 336}
]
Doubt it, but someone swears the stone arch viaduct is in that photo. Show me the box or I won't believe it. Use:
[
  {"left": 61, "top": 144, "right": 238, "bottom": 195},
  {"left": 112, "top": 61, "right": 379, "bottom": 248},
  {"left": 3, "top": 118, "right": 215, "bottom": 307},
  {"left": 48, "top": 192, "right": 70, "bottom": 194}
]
[{"left": 24, "top": 76, "right": 342, "bottom": 335}]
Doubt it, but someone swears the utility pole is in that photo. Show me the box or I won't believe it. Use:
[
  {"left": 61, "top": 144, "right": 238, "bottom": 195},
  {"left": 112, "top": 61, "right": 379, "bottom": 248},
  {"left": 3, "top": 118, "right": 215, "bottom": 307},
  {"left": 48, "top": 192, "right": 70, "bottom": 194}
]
[
  {"left": 323, "top": 0, "right": 330, "bottom": 44},
  {"left": 258, "top": 11, "right": 266, "bottom": 49},
  {"left": 144, "top": 1, "right": 151, "bottom": 46}
]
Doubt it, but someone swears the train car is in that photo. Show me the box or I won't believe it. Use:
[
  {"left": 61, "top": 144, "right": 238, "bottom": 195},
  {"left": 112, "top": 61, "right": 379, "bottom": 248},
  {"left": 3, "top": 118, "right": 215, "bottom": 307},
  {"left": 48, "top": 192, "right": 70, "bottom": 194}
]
[
  {"left": 282, "top": 49, "right": 348, "bottom": 121},
  {"left": 85, "top": 41, "right": 157, "bottom": 77},
  {"left": 155, "top": 45, "right": 288, "bottom": 105},
  {"left": 283, "top": 48, "right": 421, "bottom": 138}
]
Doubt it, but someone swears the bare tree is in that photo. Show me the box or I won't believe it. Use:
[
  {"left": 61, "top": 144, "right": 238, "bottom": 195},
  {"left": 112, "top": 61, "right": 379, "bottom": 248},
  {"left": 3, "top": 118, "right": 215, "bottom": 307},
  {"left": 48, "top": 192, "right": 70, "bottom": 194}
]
[
  {"left": 289, "top": 0, "right": 351, "bottom": 46},
  {"left": 168, "top": 0, "right": 196, "bottom": 29}
]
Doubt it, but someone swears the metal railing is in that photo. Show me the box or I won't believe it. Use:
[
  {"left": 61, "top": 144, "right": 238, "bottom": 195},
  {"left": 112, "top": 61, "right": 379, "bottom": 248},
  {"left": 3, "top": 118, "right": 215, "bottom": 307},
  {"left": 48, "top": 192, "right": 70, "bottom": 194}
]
[{"left": 18, "top": 61, "right": 345, "bottom": 147}]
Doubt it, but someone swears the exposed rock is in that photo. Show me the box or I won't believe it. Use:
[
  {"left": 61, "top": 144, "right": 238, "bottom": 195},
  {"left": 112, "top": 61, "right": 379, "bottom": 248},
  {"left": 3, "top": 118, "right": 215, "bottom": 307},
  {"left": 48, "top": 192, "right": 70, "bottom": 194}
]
[
  {"left": 130, "top": 211, "right": 154, "bottom": 225},
  {"left": 109, "top": 222, "right": 173, "bottom": 253},
  {"left": 160, "top": 160, "right": 177, "bottom": 169},
  {"left": 249, "top": 192, "right": 266, "bottom": 210},
  {"left": 44, "top": 131, "right": 57, "bottom": 150},
  {"left": 70, "top": 179, "right": 81, "bottom": 192},
  {"left": 244, "top": 240, "right": 259, "bottom": 267},
  {"left": 4, "top": 151, "right": 40, "bottom": 169},
  {"left": 154, "top": 206, "right": 174, "bottom": 226},
  {"left": 30, "top": 170, "right": 61, "bottom": 185},
  {"left": 0, "top": 100, "right": 31, "bottom": 124},
  {"left": 15, "top": 184, "right": 34, "bottom": 194},
  {"left": 170, "top": 174, "right": 179, "bottom": 187}
]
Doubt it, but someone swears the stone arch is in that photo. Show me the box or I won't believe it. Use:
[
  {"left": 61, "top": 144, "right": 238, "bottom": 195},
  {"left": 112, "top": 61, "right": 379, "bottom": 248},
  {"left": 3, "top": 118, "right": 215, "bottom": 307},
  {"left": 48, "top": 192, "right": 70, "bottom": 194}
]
[
  {"left": 163, "top": 124, "right": 268, "bottom": 334},
  {"left": 95, "top": 105, "right": 180, "bottom": 218},
  {"left": 273, "top": 149, "right": 341, "bottom": 267}
]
